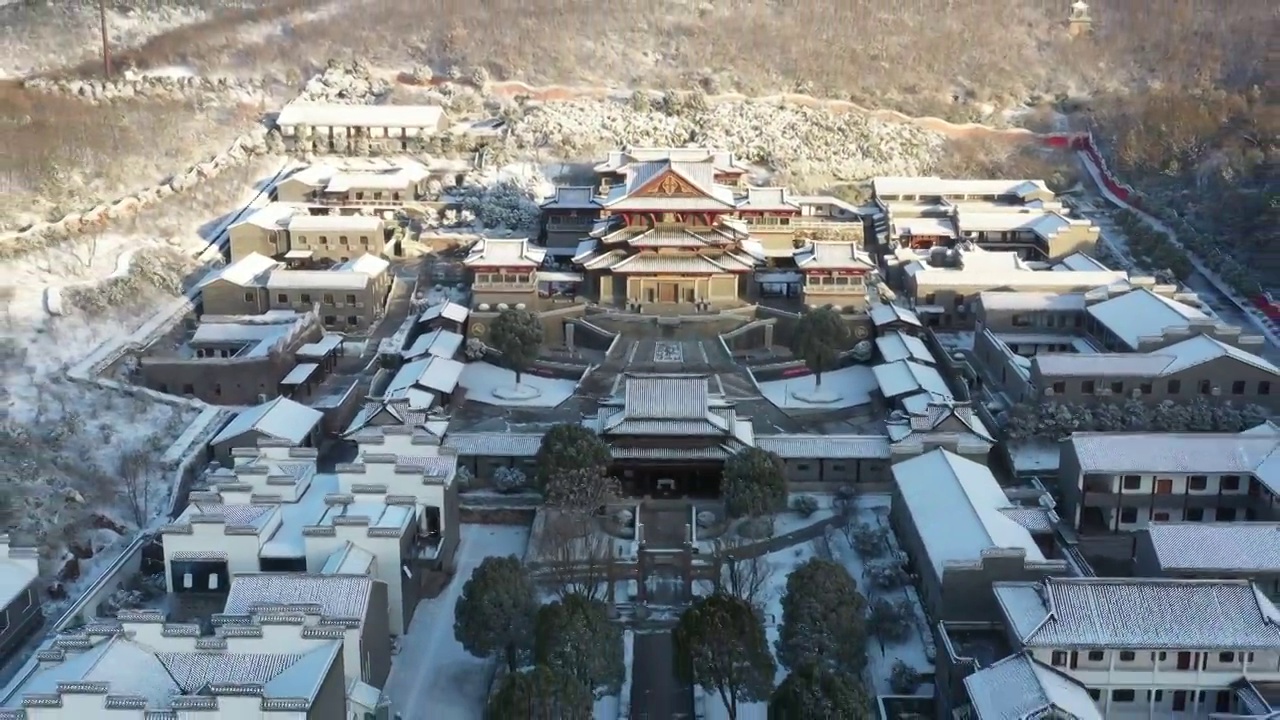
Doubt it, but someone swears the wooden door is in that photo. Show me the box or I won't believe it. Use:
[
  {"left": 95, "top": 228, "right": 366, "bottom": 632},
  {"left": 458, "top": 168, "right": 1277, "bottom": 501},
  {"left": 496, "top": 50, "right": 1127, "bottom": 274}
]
[
  {"left": 658, "top": 283, "right": 677, "bottom": 302},
  {"left": 1172, "top": 690, "right": 1187, "bottom": 711},
  {"left": 1156, "top": 478, "right": 1173, "bottom": 494},
  {"left": 1177, "top": 652, "right": 1193, "bottom": 670}
]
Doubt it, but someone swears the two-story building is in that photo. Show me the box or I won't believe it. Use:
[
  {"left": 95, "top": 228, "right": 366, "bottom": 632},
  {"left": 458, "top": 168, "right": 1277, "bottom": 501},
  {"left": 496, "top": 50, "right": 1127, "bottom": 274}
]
[
  {"left": 275, "top": 102, "right": 449, "bottom": 154},
  {"left": 275, "top": 158, "right": 432, "bottom": 208},
  {"left": 792, "top": 241, "right": 876, "bottom": 310},
  {"left": 463, "top": 237, "right": 550, "bottom": 312},
  {"left": 1057, "top": 425, "right": 1280, "bottom": 534},
  {"left": 201, "top": 252, "right": 392, "bottom": 332},
  {"left": 1135, "top": 522, "right": 1280, "bottom": 601},
  {"left": 982, "top": 577, "right": 1280, "bottom": 718},
  {"left": 228, "top": 205, "right": 389, "bottom": 263},
  {"left": 0, "top": 535, "right": 41, "bottom": 665}
]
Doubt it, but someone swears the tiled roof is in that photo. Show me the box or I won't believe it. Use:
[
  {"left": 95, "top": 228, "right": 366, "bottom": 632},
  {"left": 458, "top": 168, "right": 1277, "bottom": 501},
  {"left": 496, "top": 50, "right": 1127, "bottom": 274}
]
[
  {"left": 223, "top": 574, "right": 374, "bottom": 620},
  {"left": 210, "top": 397, "right": 323, "bottom": 447},
  {"left": 736, "top": 187, "right": 799, "bottom": 210},
  {"left": 539, "top": 186, "right": 598, "bottom": 209},
  {"left": 1066, "top": 428, "right": 1280, "bottom": 495},
  {"left": 999, "top": 506, "right": 1058, "bottom": 534},
  {"left": 276, "top": 102, "right": 445, "bottom": 129},
  {"left": 1033, "top": 353, "right": 1176, "bottom": 377},
  {"left": 621, "top": 375, "right": 708, "bottom": 420},
  {"left": 1085, "top": 288, "right": 1210, "bottom": 349},
  {"left": 873, "top": 176, "right": 1051, "bottom": 199},
  {"left": 607, "top": 252, "right": 754, "bottom": 274},
  {"left": 754, "top": 434, "right": 891, "bottom": 459},
  {"left": 872, "top": 359, "right": 953, "bottom": 399},
  {"left": 978, "top": 292, "right": 1088, "bottom": 312},
  {"left": 875, "top": 331, "right": 934, "bottom": 365},
  {"left": 201, "top": 252, "right": 278, "bottom": 288},
  {"left": 609, "top": 445, "right": 730, "bottom": 460},
  {"left": 868, "top": 303, "right": 922, "bottom": 328},
  {"left": 994, "top": 578, "right": 1280, "bottom": 649},
  {"left": 1145, "top": 522, "right": 1280, "bottom": 573},
  {"left": 964, "top": 653, "right": 1103, "bottom": 720},
  {"left": 794, "top": 242, "right": 874, "bottom": 270},
  {"left": 463, "top": 238, "right": 547, "bottom": 268},
  {"left": 443, "top": 432, "right": 545, "bottom": 457}
]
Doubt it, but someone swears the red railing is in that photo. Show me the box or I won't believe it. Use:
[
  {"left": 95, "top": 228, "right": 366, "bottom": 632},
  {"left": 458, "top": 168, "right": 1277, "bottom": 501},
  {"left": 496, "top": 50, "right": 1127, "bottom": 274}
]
[{"left": 1040, "top": 132, "right": 1137, "bottom": 206}]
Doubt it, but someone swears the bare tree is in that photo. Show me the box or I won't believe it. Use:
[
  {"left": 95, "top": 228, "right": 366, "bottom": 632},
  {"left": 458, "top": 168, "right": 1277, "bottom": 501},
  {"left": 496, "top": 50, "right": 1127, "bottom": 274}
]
[
  {"left": 709, "top": 536, "right": 773, "bottom": 611},
  {"left": 73, "top": 231, "right": 100, "bottom": 269},
  {"left": 118, "top": 448, "right": 158, "bottom": 527},
  {"left": 536, "top": 511, "right": 612, "bottom": 602}
]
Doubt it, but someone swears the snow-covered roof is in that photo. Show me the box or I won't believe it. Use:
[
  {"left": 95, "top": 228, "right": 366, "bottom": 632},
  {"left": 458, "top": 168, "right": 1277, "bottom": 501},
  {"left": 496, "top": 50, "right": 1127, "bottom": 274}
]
[
  {"left": 875, "top": 330, "right": 934, "bottom": 365},
  {"left": 280, "top": 362, "right": 319, "bottom": 385},
  {"left": 418, "top": 301, "right": 470, "bottom": 325},
  {"left": 595, "top": 146, "right": 749, "bottom": 174},
  {"left": 889, "top": 400, "right": 995, "bottom": 445},
  {"left": 793, "top": 242, "right": 874, "bottom": 271},
  {"left": 872, "top": 359, "right": 952, "bottom": 399},
  {"left": 754, "top": 434, "right": 891, "bottom": 459},
  {"left": 234, "top": 202, "right": 304, "bottom": 231},
  {"left": 907, "top": 260, "right": 1127, "bottom": 293},
  {"left": 296, "top": 334, "right": 343, "bottom": 359},
  {"left": 874, "top": 176, "right": 1051, "bottom": 200},
  {"left": 285, "top": 214, "right": 384, "bottom": 234},
  {"left": 265, "top": 268, "right": 378, "bottom": 291},
  {"left": 895, "top": 216, "right": 957, "bottom": 238},
  {"left": 606, "top": 252, "right": 755, "bottom": 274},
  {"left": 384, "top": 355, "right": 466, "bottom": 398},
  {"left": 190, "top": 321, "right": 290, "bottom": 346},
  {"left": 963, "top": 653, "right": 1103, "bottom": 720},
  {"left": 202, "top": 252, "right": 279, "bottom": 288},
  {"left": 443, "top": 432, "right": 545, "bottom": 457},
  {"left": 1157, "top": 333, "right": 1280, "bottom": 376},
  {"left": 334, "top": 253, "right": 390, "bottom": 276},
  {"left": 224, "top": 574, "right": 375, "bottom": 620},
  {"left": 324, "top": 166, "right": 427, "bottom": 192},
  {"left": 210, "top": 396, "right": 323, "bottom": 447},
  {"left": 893, "top": 449, "right": 1046, "bottom": 578},
  {"left": 1145, "top": 522, "right": 1280, "bottom": 574},
  {"left": 540, "top": 186, "right": 598, "bottom": 210},
  {"left": 600, "top": 159, "right": 738, "bottom": 210},
  {"left": 276, "top": 102, "right": 446, "bottom": 129},
  {"left": 978, "top": 292, "right": 1088, "bottom": 312},
  {"left": 957, "top": 210, "right": 1087, "bottom": 242},
  {"left": 1052, "top": 252, "right": 1110, "bottom": 272},
  {"left": 401, "top": 328, "right": 464, "bottom": 361},
  {"left": 1086, "top": 288, "right": 1213, "bottom": 349},
  {"left": 868, "top": 303, "right": 922, "bottom": 328},
  {"left": 1035, "top": 334, "right": 1280, "bottom": 379},
  {"left": 463, "top": 237, "right": 547, "bottom": 268},
  {"left": 1066, "top": 427, "right": 1280, "bottom": 495},
  {"left": 993, "top": 577, "right": 1280, "bottom": 650},
  {"left": 736, "top": 187, "right": 800, "bottom": 211}
]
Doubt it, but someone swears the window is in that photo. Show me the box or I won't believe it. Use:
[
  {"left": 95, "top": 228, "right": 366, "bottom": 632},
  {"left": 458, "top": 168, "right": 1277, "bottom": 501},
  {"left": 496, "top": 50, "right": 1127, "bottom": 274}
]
[
  {"left": 1217, "top": 508, "right": 1236, "bottom": 521},
  {"left": 1199, "top": 379, "right": 1212, "bottom": 395},
  {"left": 373, "top": 192, "right": 383, "bottom": 200},
  {"left": 355, "top": 192, "right": 364, "bottom": 200},
  {"left": 1120, "top": 507, "right": 1138, "bottom": 523},
  {"left": 1113, "top": 690, "right": 1136, "bottom": 703},
  {"left": 346, "top": 293, "right": 357, "bottom": 304},
  {"left": 244, "top": 291, "right": 255, "bottom": 302},
  {"left": 1188, "top": 475, "right": 1207, "bottom": 491},
  {"left": 924, "top": 294, "right": 936, "bottom": 305},
  {"left": 1232, "top": 380, "right": 1247, "bottom": 395},
  {"left": 795, "top": 464, "right": 811, "bottom": 472},
  {"left": 300, "top": 293, "right": 311, "bottom": 304},
  {"left": 1261, "top": 381, "right": 1272, "bottom": 395},
  {"left": 1168, "top": 379, "right": 1181, "bottom": 393},
  {"left": 1052, "top": 381, "right": 1066, "bottom": 394},
  {"left": 1119, "top": 651, "right": 1136, "bottom": 661},
  {"left": 830, "top": 464, "right": 846, "bottom": 472},
  {"left": 347, "top": 315, "right": 359, "bottom": 326},
  {"left": 1110, "top": 381, "right": 1124, "bottom": 394},
  {"left": 339, "top": 235, "right": 348, "bottom": 245},
  {"left": 1149, "top": 690, "right": 1164, "bottom": 702},
  {"left": 1222, "top": 475, "right": 1241, "bottom": 490},
  {"left": 277, "top": 293, "right": 288, "bottom": 303},
  {"left": 323, "top": 293, "right": 334, "bottom": 304},
  {"left": 1219, "top": 652, "right": 1235, "bottom": 663},
  {"left": 1122, "top": 475, "right": 1141, "bottom": 490},
  {"left": 1082, "top": 380, "right": 1096, "bottom": 394},
  {"left": 549, "top": 215, "right": 562, "bottom": 225},
  {"left": 392, "top": 192, "right": 401, "bottom": 201},
  {"left": 323, "top": 315, "right": 336, "bottom": 326},
  {"left": 319, "top": 235, "right": 328, "bottom": 244},
  {"left": 1012, "top": 314, "right": 1031, "bottom": 327},
  {"left": 1140, "top": 382, "right": 1153, "bottom": 395},
  {"left": 1153, "top": 512, "right": 1170, "bottom": 521},
  {"left": 1087, "top": 651, "right": 1105, "bottom": 661},
  {"left": 1185, "top": 508, "right": 1204, "bottom": 521},
  {"left": 360, "top": 236, "right": 370, "bottom": 245},
  {"left": 1051, "top": 651, "right": 1068, "bottom": 667},
  {"left": 182, "top": 384, "right": 195, "bottom": 396},
  {"left": 1155, "top": 651, "right": 1167, "bottom": 661}
]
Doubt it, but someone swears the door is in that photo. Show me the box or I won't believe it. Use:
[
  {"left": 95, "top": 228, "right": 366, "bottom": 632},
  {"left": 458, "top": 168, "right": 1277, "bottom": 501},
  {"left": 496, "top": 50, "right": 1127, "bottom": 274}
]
[
  {"left": 1176, "top": 652, "right": 1193, "bottom": 670},
  {"left": 1156, "top": 478, "right": 1173, "bottom": 494},
  {"left": 1172, "top": 690, "right": 1187, "bottom": 711},
  {"left": 658, "top": 283, "right": 678, "bottom": 302}
]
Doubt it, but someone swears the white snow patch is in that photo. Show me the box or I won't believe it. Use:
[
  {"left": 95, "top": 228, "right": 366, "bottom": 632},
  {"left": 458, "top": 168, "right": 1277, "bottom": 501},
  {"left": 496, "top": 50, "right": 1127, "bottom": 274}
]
[
  {"left": 756, "top": 365, "right": 878, "bottom": 410},
  {"left": 1007, "top": 440, "right": 1062, "bottom": 475},
  {"left": 457, "top": 362, "right": 580, "bottom": 408},
  {"left": 383, "top": 525, "right": 531, "bottom": 719}
]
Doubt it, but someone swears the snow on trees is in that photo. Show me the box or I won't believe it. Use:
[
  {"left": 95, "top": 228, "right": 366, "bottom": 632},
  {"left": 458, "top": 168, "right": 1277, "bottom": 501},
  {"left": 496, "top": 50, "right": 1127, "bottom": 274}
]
[
  {"left": 776, "top": 558, "right": 868, "bottom": 675},
  {"left": 867, "top": 596, "right": 915, "bottom": 646},
  {"left": 1002, "top": 398, "right": 1268, "bottom": 440},
  {"left": 453, "top": 555, "right": 538, "bottom": 672},
  {"left": 533, "top": 423, "right": 617, "bottom": 513},
  {"left": 488, "top": 307, "right": 543, "bottom": 388},
  {"left": 533, "top": 594, "right": 624, "bottom": 697},
  {"left": 769, "top": 663, "right": 874, "bottom": 720},
  {"left": 493, "top": 466, "right": 528, "bottom": 493},
  {"left": 673, "top": 593, "right": 776, "bottom": 720},
  {"left": 847, "top": 522, "right": 889, "bottom": 559},
  {"left": 790, "top": 306, "right": 850, "bottom": 388},
  {"left": 888, "top": 659, "right": 922, "bottom": 695},
  {"left": 486, "top": 664, "right": 593, "bottom": 720},
  {"left": 721, "top": 447, "right": 787, "bottom": 519}
]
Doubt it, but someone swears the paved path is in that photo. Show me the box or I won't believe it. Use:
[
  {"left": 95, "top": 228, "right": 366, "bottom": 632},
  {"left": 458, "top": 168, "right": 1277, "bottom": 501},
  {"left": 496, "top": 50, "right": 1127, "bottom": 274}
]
[{"left": 630, "top": 630, "right": 694, "bottom": 720}]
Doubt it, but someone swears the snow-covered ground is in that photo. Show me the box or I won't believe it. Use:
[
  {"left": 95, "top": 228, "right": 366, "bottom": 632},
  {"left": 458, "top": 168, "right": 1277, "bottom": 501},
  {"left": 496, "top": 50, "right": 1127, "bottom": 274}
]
[
  {"left": 756, "top": 365, "right": 878, "bottom": 410},
  {"left": 933, "top": 331, "right": 976, "bottom": 353},
  {"left": 458, "top": 362, "right": 581, "bottom": 408},
  {"left": 383, "top": 524, "right": 531, "bottom": 719},
  {"left": 1006, "top": 440, "right": 1062, "bottom": 477}
]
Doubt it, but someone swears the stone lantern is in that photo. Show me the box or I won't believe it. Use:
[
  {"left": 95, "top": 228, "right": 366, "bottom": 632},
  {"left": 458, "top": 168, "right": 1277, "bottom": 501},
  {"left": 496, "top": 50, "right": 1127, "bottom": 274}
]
[{"left": 1068, "top": 0, "right": 1094, "bottom": 37}]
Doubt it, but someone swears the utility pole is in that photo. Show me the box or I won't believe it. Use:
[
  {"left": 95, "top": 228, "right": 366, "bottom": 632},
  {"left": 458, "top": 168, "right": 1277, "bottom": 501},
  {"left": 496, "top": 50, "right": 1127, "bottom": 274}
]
[{"left": 99, "top": 0, "right": 111, "bottom": 78}]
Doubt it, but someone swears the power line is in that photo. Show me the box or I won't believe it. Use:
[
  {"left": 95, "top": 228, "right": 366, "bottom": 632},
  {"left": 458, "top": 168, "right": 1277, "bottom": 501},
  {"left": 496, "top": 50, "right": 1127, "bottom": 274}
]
[{"left": 99, "top": 0, "right": 111, "bottom": 78}]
